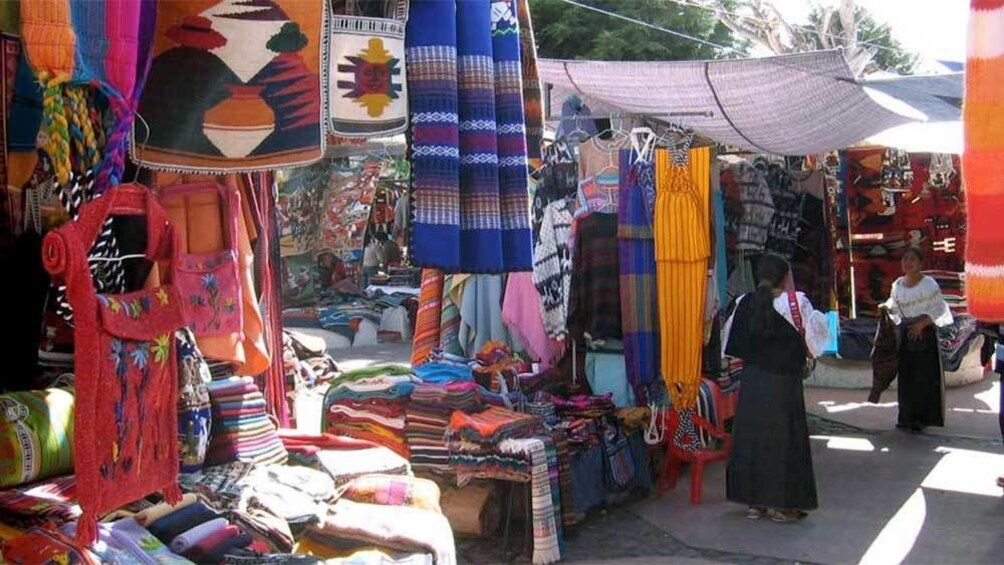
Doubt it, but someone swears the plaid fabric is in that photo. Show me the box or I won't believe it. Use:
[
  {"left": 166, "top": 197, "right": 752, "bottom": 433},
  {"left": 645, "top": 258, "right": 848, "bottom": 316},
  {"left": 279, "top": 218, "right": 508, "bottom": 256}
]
[
  {"left": 516, "top": 0, "right": 542, "bottom": 166},
  {"left": 618, "top": 153, "right": 659, "bottom": 404},
  {"left": 568, "top": 212, "right": 622, "bottom": 341},
  {"left": 407, "top": 3, "right": 461, "bottom": 269}
]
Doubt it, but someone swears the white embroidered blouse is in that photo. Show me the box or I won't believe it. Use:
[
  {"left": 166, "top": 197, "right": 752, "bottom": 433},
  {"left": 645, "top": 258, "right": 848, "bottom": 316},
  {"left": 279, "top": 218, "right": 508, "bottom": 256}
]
[
  {"left": 882, "top": 275, "right": 953, "bottom": 327},
  {"left": 723, "top": 291, "right": 831, "bottom": 358}
]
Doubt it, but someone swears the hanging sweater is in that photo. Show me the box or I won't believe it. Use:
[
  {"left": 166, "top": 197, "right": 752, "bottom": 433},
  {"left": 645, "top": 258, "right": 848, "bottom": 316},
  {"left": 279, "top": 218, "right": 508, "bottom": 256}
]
[
  {"left": 533, "top": 199, "right": 574, "bottom": 340},
  {"left": 735, "top": 163, "right": 774, "bottom": 251}
]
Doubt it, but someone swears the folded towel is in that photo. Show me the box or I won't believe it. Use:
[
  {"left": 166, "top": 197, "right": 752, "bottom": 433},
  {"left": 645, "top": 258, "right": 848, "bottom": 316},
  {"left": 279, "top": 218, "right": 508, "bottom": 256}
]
[
  {"left": 181, "top": 524, "right": 239, "bottom": 561},
  {"left": 170, "top": 516, "right": 230, "bottom": 554},
  {"left": 134, "top": 493, "right": 198, "bottom": 526},
  {"left": 147, "top": 502, "right": 220, "bottom": 543}
]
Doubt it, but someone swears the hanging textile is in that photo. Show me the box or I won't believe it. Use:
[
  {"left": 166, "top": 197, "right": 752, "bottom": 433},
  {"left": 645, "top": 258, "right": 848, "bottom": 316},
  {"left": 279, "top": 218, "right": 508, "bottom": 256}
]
[
  {"left": 533, "top": 198, "right": 574, "bottom": 340},
  {"left": 568, "top": 213, "right": 621, "bottom": 341},
  {"left": 440, "top": 273, "right": 471, "bottom": 355},
  {"left": 42, "top": 185, "right": 186, "bottom": 545},
  {"left": 406, "top": 0, "right": 532, "bottom": 273},
  {"left": 459, "top": 274, "right": 513, "bottom": 356},
  {"left": 655, "top": 147, "right": 710, "bottom": 410},
  {"left": 964, "top": 0, "right": 1004, "bottom": 321},
  {"left": 515, "top": 0, "right": 543, "bottom": 168},
  {"left": 0, "top": 33, "right": 19, "bottom": 255},
  {"left": 327, "top": 10, "right": 408, "bottom": 137},
  {"left": 618, "top": 150, "right": 659, "bottom": 404},
  {"left": 411, "top": 268, "right": 445, "bottom": 365},
  {"left": 134, "top": 0, "right": 324, "bottom": 172},
  {"left": 502, "top": 271, "right": 563, "bottom": 368}
]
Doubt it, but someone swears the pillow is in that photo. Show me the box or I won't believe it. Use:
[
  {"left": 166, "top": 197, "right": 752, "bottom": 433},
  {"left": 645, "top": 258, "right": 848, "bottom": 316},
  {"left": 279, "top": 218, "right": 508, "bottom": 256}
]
[
  {"left": 0, "top": 388, "right": 75, "bottom": 488},
  {"left": 339, "top": 474, "right": 441, "bottom": 513}
]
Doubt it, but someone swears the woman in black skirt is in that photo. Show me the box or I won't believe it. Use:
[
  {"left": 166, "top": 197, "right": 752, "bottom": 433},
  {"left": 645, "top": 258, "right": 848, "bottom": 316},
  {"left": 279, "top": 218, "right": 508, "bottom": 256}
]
[
  {"left": 881, "top": 248, "right": 953, "bottom": 432},
  {"left": 724, "top": 253, "right": 830, "bottom": 523}
]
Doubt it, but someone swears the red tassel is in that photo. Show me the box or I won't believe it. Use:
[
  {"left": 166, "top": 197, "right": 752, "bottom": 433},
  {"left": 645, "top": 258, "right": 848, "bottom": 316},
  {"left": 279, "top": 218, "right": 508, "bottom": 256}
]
[
  {"left": 76, "top": 513, "right": 98, "bottom": 547},
  {"left": 164, "top": 483, "right": 183, "bottom": 505}
]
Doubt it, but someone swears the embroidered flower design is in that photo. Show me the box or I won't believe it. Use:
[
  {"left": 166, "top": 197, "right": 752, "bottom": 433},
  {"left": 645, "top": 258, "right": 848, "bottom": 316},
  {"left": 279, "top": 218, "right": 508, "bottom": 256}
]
[
  {"left": 201, "top": 274, "right": 218, "bottom": 292},
  {"left": 139, "top": 296, "right": 151, "bottom": 314},
  {"left": 130, "top": 342, "right": 150, "bottom": 370},
  {"left": 156, "top": 288, "right": 169, "bottom": 305},
  {"left": 130, "top": 300, "right": 142, "bottom": 319},
  {"left": 153, "top": 334, "right": 170, "bottom": 366},
  {"left": 109, "top": 297, "right": 122, "bottom": 314}
]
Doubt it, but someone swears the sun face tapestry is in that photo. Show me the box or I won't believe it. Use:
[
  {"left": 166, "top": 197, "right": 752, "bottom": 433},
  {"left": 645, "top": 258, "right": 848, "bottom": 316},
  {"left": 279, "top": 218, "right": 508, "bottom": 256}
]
[
  {"left": 328, "top": 14, "right": 408, "bottom": 137},
  {"left": 134, "top": 0, "right": 325, "bottom": 173}
]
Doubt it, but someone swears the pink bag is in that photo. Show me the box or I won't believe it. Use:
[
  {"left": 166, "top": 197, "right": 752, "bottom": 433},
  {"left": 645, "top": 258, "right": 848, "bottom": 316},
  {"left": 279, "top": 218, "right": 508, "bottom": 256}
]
[{"left": 161, "top": 182, "right": 244, "bottom": 339}]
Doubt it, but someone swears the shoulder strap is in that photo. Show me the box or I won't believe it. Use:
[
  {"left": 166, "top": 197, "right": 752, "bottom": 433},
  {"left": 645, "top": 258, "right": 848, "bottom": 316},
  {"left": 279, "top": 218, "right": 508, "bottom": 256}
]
[{"left": 786, "top": 290, "right": 805, "bottom": 336}]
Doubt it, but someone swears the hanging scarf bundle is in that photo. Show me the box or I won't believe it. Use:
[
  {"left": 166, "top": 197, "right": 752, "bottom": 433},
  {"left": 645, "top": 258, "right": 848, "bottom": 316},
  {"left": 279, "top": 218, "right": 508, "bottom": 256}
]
[
  {"left": 42, "top": 185, "right": 186, "bottom": 546},
  {"left": 515, "top": 0, "right": 542, "bottom": 169},
  {"left": 964, "top": 0, "right": 1004, "bottom": 321},
  {"left": 406, "top": 0, "right": 533, "bottom": 273}
]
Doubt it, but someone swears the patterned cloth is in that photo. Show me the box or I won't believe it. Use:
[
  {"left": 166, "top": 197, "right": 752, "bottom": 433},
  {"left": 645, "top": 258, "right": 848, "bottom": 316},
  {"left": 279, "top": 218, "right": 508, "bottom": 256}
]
[
  {"left": 516, "top": 0, "right": 542, "bottom": 167},
  {"left": 965, "top": 0, "right": 1004, "bottom": 319},
  {"left": 498, "top": 438, "right": 561, "bottom": 564},
  {"left": 447, "top": 406, "right": 541, "bottom": 443},
  {"left": 0, "top": 387, "right": 75, "bottom": 489},
  {"left": 533, "top": 199, "right": 574, "bottom": 340},
  {"left": 0, "top": 476, "right": 81, "bottom": 528},
  {"left": 411, "top": 269, "right": 444, "bottom": 365},
  {"left": 134, "top": 0, "right": 324, "bottom": 172},
  {"left": 618, "top": 154, "right": 659, "bottom": 404},
  {"left": 339, "top": 474, "right": 442, "bottom": 513},
  {"left": 568, "top": 212, "right": 622, "bottom": 341},
  {"left": 405, "top": 0, "right": 532, "bottom": 272}
]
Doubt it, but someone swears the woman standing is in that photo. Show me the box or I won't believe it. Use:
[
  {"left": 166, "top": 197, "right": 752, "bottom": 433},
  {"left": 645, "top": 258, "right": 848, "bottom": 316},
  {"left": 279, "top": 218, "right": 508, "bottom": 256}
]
[
  {"left": 881, "top": 247, "right": 953, "bottom": 432},
  {"left": 724, "top": 253, "right": 830, "bottom": 522}
]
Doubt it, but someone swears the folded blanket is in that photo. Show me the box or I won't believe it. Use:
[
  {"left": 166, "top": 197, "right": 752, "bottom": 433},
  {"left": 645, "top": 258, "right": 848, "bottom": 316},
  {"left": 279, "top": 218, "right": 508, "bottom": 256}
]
[
  {"left": 133, "top": 494, "right": 199, "bottom": 527},
  {"left": 182, "top": 524, "right": 239, "bottom": 561},
  {"left": 316, "top": 447, "right": 411, "bottom": 486},
  {"left": 147, "top": 503, "right": 220, "bottom": 543},
  {"left": 310, "top": 500, "right": 455, "bottom": 565},
  {"left": 339, "top": 475, "right": 441, "bottom": 513},
  {"left": 170, "top": 517, "right": 230, "bottom": 554},
  {"left": 447, "top": 406, "right": 541, "bottom": 444}
]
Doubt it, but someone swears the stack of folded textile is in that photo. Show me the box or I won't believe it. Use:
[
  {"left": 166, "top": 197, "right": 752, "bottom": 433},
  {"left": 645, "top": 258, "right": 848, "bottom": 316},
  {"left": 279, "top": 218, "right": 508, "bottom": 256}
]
[
  {"left": 139, "top": 497, "right": 252, "bottom": 562},
  {"left": 324, "top": 366, "right": 418, "bottom": 458},
  {"left": 406, "top": 379, "right": 482, "bottom": 473},
  {"left": 206, "top": 377, "right": 288, "bottom": 466},
  {"left": 445, "top": 406, "right": 542, "bottom": 485},
  {"left": 543, "top": 393, "right": 617, "bottom": 453}
]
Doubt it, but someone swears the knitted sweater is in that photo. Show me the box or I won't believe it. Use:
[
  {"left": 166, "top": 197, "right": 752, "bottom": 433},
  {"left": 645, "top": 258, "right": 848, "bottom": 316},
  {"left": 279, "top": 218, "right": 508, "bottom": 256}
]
[
  {"left": 533, "top": 199, "right": 574, "bottom": 340},
  {"left": 964, "top": 0, "right": 1004, "bottom": 320}
]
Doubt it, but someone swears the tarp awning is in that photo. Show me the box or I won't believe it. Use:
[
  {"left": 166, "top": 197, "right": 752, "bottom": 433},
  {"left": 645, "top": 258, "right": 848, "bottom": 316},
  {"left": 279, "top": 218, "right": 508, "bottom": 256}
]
[{"left": 538, "top": 50, "right": 917, "bottom": 155}]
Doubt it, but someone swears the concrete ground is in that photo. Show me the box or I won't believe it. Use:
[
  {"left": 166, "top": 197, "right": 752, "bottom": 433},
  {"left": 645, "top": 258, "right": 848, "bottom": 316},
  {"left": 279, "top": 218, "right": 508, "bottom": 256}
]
[{"left": 323, "top": 339, "right": 1004, "bottom": 564}]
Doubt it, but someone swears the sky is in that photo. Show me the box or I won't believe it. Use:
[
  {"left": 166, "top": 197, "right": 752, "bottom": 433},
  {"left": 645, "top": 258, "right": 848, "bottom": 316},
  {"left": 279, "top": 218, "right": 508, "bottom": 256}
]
[{"left": 769, "top": 0, "right": 967, "bottom": 64}]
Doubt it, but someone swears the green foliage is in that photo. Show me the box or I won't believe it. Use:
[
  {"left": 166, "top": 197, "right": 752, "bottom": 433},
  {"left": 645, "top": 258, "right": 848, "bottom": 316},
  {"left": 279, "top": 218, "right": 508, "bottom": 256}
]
[
  {"left": 530, "top": 0, "right": 748, "bottom": 61},
  {"left": 807, "top": 7, "right": 918, "bottom": 74}
]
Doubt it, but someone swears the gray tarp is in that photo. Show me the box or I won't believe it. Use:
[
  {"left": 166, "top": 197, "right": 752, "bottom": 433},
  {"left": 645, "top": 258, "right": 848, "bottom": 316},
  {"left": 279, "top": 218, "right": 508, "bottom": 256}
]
[{"left": 538, "top": 50, "right": 919, "bottom": 155}]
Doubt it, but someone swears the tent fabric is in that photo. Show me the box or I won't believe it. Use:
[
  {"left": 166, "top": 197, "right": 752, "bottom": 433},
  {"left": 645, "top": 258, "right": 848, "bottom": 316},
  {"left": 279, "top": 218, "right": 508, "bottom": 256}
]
[
  {"left": 538, "top": 50, "right": 914, "bottom": 156},
  {"left": 857, "top": 73, "right": 963, "bottom": 154}
]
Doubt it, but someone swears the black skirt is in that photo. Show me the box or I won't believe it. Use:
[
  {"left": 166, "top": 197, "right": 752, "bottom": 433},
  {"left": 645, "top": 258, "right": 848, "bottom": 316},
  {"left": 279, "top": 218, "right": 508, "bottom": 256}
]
[
  {"left": 897, "top": 324, "right": 945, "bottom": 428},
  {"left": 726, "top": 364, "right": 818, "bottom": 511}
]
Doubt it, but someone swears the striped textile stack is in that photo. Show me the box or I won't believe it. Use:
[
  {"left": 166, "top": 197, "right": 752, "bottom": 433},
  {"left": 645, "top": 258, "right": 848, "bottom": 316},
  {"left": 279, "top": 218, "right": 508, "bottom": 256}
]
[
  {"left": 406, "top": 381, "right": 482, "bottom": 473},
  {"left": 323, "top": 367, "right": 418, "bottom": 458},
  {"left": 964, "top": 0, "right": 1004, "bottom": 321},
  {"left": 205, "top": 377, "right": 287, "bottom": 466}
]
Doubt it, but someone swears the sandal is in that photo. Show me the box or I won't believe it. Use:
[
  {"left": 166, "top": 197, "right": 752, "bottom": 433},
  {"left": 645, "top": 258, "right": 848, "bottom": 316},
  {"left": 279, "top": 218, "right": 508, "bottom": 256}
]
[
  {"left": 746, "top": 506, "right": 766, "bottom": 520},
  {"left": 770, "top": 509, "right": 808, "bottom": 523}
]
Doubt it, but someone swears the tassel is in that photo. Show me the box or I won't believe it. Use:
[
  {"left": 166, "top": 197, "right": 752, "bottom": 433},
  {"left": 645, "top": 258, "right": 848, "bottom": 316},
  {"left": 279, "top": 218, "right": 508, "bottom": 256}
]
[
  {"left": 76, "top": 513, "right": 98, "bottom": 547},
  {"left": 164, "top": 483, "right": 183, "bottom": 505}
]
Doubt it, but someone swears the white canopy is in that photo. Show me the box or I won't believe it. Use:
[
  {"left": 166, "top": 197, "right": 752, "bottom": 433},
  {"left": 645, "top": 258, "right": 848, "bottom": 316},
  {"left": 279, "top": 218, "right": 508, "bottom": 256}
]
[{"left": 538, "top": 50, "right": 922, "bottom": 156}]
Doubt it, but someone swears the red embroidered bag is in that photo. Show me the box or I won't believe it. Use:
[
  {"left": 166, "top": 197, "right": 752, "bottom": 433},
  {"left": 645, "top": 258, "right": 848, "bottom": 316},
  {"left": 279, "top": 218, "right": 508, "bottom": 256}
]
[
  {"left": 42, "top": 185, "right": 185, "bottom": 545},
  {"left": 159, "top": 182, "right": 244, "bottom": 339}
]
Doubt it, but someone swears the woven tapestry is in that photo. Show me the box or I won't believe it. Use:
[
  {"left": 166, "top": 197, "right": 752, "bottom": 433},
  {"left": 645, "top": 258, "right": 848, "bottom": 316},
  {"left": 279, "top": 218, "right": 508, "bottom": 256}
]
[
  {"left": 328, "top": 15, "right": 408, "bottom": 137},
  {"left": 134, "top": 0, "right": 324, "bottom": 173}
]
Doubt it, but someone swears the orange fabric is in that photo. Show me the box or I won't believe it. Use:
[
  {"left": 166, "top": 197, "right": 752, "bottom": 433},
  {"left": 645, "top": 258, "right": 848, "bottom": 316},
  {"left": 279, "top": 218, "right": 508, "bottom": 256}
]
[
  {"left": 19, "top": 0, "right": 76, "bottom": 77},
  {"left": 154, "top": 172, "right": 270, "bottom": 373}
]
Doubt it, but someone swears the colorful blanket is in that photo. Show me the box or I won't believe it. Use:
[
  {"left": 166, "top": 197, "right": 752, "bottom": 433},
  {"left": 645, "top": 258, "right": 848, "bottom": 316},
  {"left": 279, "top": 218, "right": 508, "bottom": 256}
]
[
  {"left": 339, "top": 474, "right": 441, "bottom": 513},
  {"left": 498, "top": 438, "right": 561, "bottom": 564},
  {"left": 134, "top": 0, "right": 324, "bottom": 172},
  {"left": 447, "top": 406, "right": 541, "bottom": 444}
]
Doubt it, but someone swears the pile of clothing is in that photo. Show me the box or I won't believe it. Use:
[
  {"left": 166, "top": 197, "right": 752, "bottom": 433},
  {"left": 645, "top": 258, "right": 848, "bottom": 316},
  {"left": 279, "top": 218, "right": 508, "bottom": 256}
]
[
  {"left": 445, "top": 406, "right": 542, "bottom": 484},
  {"left": 206, "top": 377, "right": 288, "bottom": 466},
  {"left": 406, "top": 378, "right": 482, "bottom": 474},
  {"left": 323, "top": 366, "right": 417, "bottom": 458}
]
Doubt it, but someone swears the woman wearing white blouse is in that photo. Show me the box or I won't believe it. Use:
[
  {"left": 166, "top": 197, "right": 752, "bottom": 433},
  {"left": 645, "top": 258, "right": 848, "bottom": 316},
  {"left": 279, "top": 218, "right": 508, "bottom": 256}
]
[{"left": 881, "top": 248, "right": 953, "bottom": 432}]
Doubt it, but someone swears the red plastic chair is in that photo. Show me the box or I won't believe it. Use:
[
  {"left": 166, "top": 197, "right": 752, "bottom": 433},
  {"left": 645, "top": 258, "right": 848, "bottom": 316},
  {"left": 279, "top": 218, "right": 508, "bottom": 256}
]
[{"left": 657, "top": 380, "right": 738, "bottom": 504}]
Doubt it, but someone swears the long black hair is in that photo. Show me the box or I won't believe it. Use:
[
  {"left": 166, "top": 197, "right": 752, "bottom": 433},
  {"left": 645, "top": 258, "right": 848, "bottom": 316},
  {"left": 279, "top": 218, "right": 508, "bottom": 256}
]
[{"left": 747, "top": 253, "right": 791, "bottom": 336}]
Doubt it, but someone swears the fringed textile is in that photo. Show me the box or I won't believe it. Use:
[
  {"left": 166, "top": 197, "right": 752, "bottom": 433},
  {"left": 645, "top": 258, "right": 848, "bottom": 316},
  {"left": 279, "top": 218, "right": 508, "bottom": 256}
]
[
  {"left": 498, "top": 437, "right": 562, "bottom": 564},
  {"left": 411, "top": 268, "right": 445, "bottom": 366}
]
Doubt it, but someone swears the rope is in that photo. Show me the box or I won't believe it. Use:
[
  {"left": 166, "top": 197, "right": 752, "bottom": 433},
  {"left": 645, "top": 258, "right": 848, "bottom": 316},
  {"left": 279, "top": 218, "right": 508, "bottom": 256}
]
[{"left": 38, "top": 72, "right": 72, "bottom": 186}]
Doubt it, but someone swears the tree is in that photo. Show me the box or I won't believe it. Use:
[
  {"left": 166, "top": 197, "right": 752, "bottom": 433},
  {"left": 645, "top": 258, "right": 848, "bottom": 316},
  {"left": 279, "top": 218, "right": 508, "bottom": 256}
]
[
  {"left": 709, "top": 0, "right": 917, "bottom": 75},
  {"left": 530, "top": 0, "right": 749, "bottom": 61}
]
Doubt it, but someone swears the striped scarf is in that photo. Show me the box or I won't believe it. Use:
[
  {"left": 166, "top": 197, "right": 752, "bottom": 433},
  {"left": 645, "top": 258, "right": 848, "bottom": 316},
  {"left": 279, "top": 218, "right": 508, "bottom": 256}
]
[
  {"left": 411, "top": 269, "right": 445, "bottom": 365},
  {"left": 498, "top": 437, "right": 562, "bottom": 564},
  {"left": 964, "top": 0, "right": 1004, "bottom": 320},
  {"left": 618, "top": 152, "right": 659, "bottom": 405}
]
